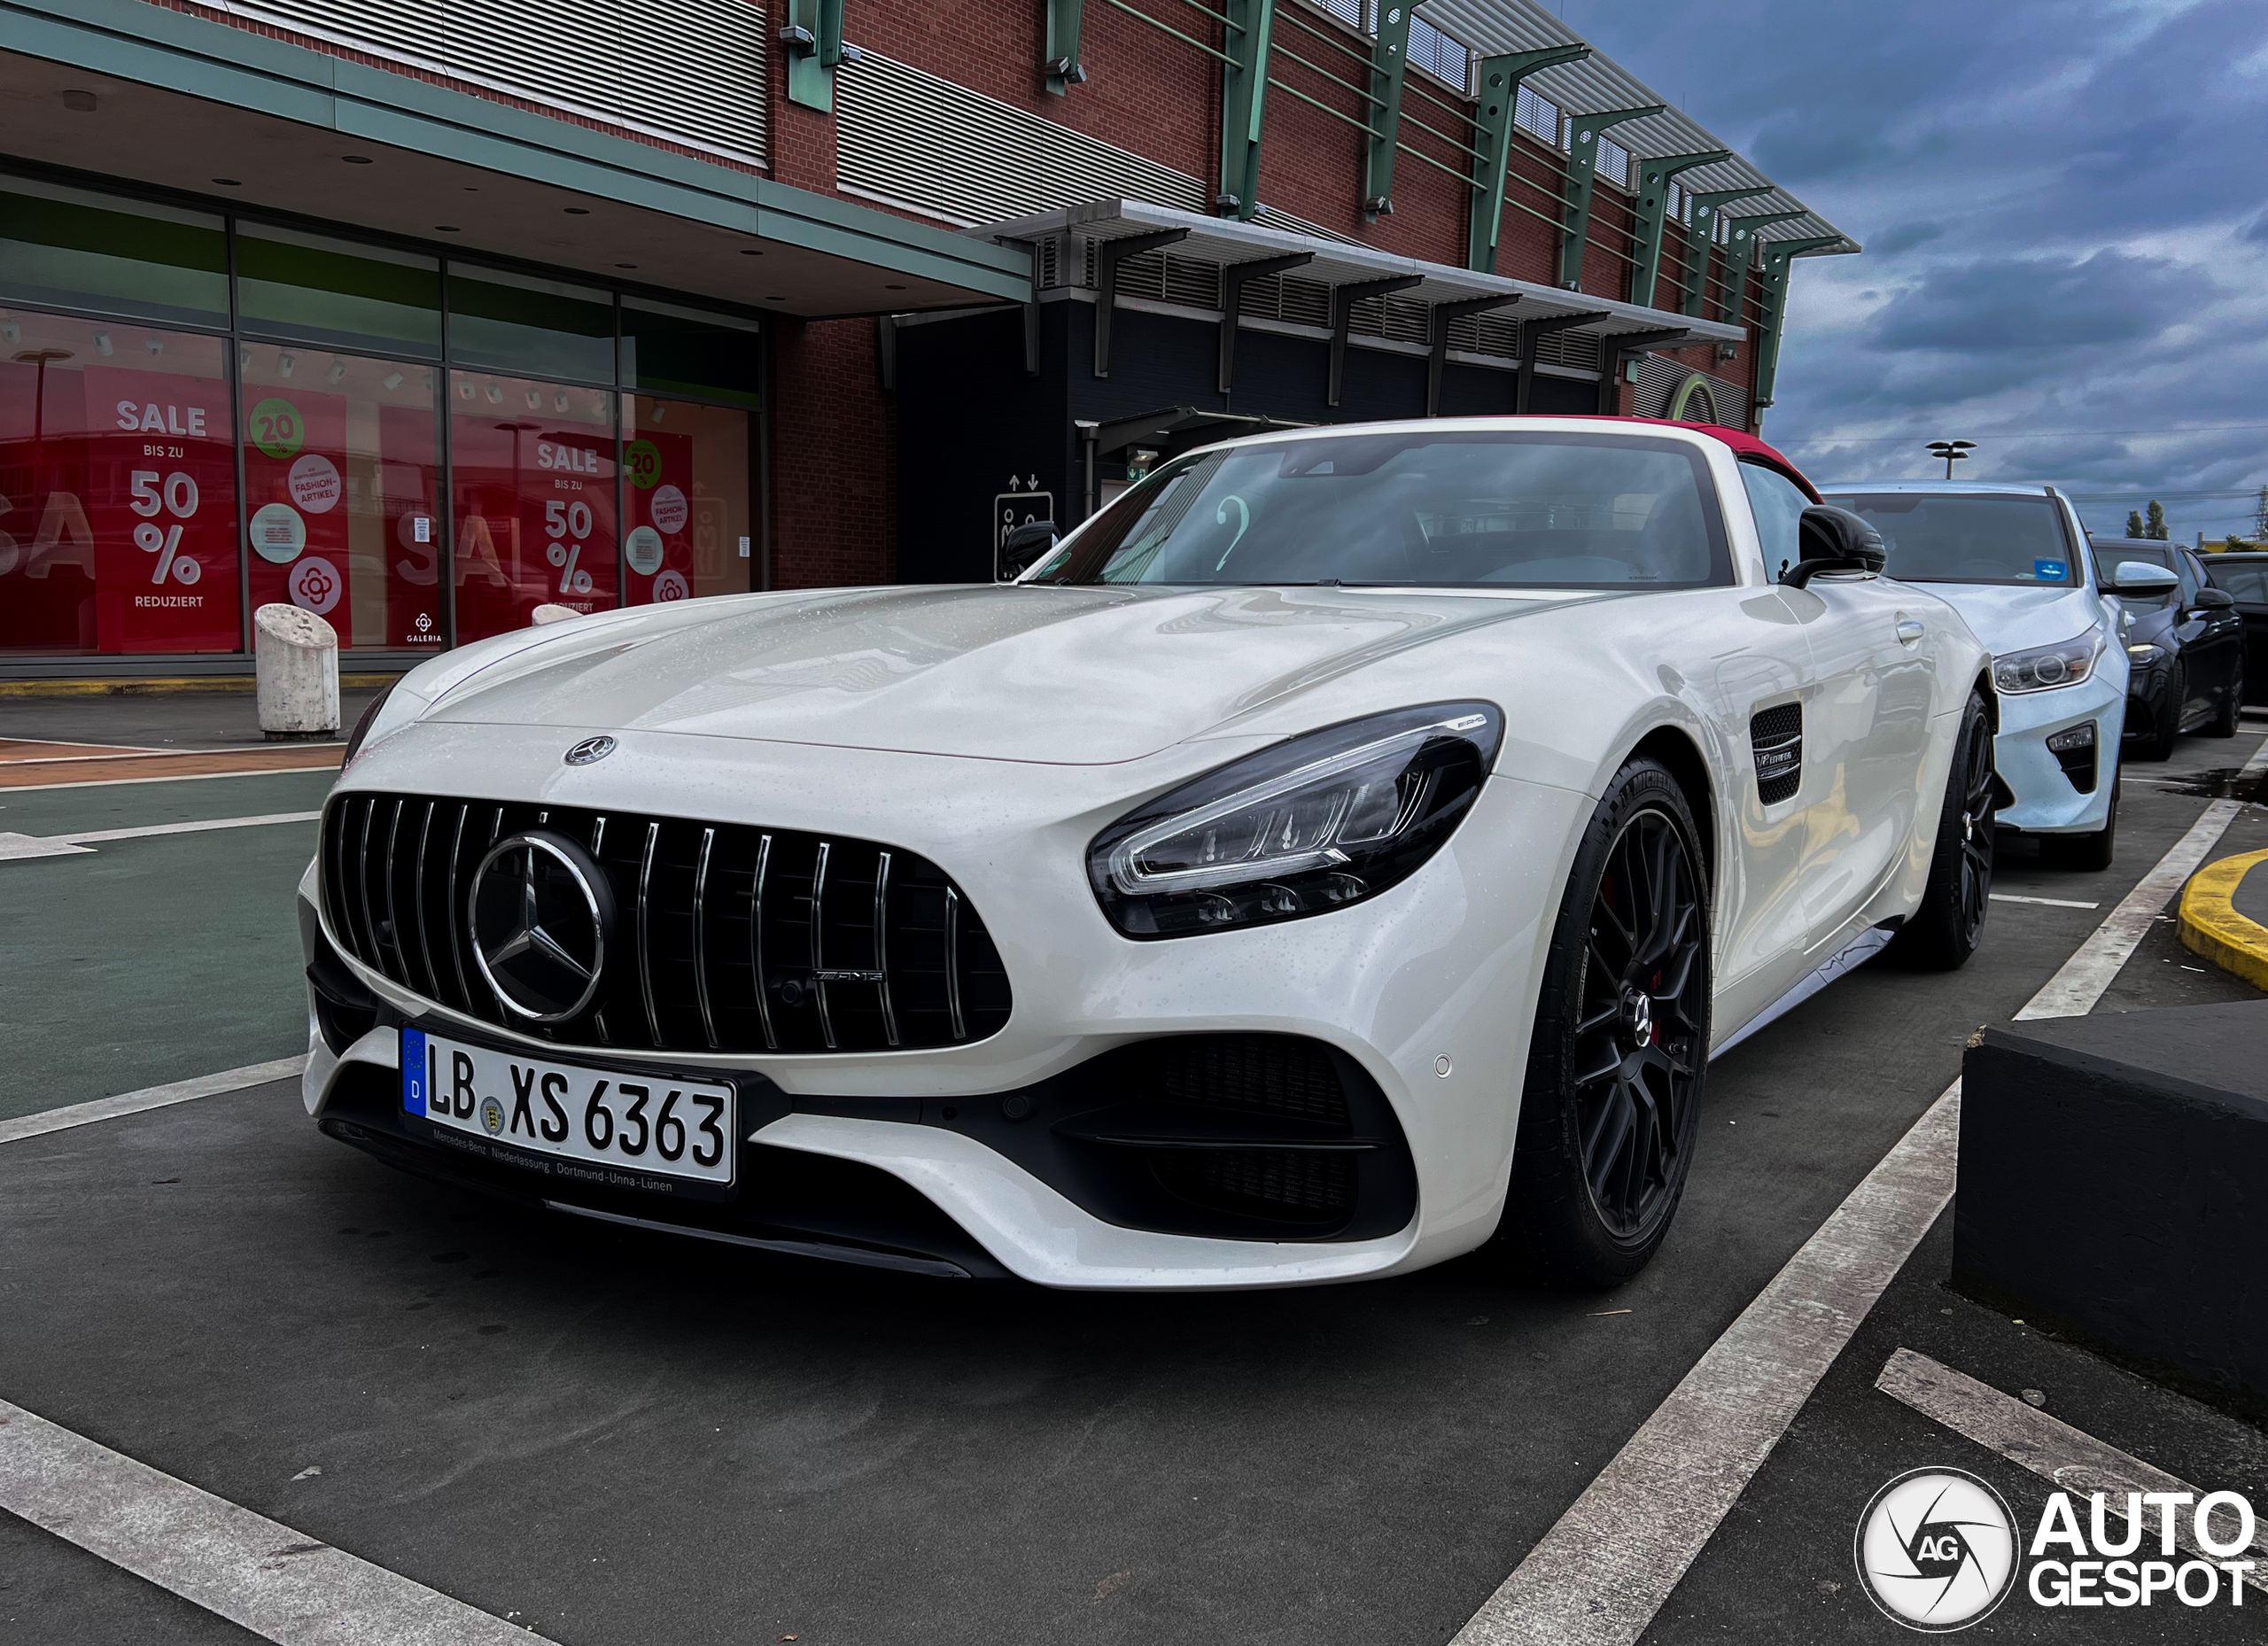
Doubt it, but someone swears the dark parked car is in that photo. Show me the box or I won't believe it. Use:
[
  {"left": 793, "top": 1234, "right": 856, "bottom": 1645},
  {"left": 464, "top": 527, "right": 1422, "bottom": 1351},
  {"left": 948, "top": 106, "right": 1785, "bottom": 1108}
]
[
  {"left": 2089, "top": 538, "right": 2246, "bottom": 758},
  {"left": 2202, "top": 549, "right": 2268, "bottom": 706}
]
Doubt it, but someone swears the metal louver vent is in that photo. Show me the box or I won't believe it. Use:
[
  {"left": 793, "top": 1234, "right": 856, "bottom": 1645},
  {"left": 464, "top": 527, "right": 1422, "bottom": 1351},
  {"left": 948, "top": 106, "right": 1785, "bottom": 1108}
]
[
  {"left": 228, "top": 0, "right": 766, "bottom": 165},
  {"left": 835, "top": 51, "right": 1347, "bottom": 242},
  {"left": 1751, "top": 703, "right": 1803, "bottom": 806},
  {"left": 321, "top": 793, "right": 1011, "bottom": 1056}
]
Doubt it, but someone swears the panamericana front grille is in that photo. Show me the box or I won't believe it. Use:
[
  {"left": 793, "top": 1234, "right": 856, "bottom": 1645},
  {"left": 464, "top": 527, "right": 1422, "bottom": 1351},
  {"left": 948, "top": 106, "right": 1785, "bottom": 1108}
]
[{"left": 321, "top": 793, "right": 1012, "bottom": 1055}]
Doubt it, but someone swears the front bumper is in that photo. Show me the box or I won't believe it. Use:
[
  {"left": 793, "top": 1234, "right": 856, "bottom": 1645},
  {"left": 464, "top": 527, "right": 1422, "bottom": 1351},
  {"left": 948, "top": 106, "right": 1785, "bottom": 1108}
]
[
  {"left": 1992, "top": 669, "right": 2126, "bottom": 835},
  {"left": 298, "top": 724, "right": 1594, "bottom": 1290}
]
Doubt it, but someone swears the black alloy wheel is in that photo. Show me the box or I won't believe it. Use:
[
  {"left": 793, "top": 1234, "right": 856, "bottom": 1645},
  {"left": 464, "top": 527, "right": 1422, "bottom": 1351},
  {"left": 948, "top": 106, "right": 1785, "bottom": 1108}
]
[
  {"left": 2208, "top": 660, "right": 2243, "bottom": 737},
  {"left": 1488, "top": 757, "right": 1709, "bottom": 1286},
  {"left": 1888, "top": 692, "right": 1996, "bottom": 969},
  {"left": 1950, "top": 705, "right": 1996, "bottom": 946},
  {"left": 1571, "top": 809, "right": 1706, "bottom": 1238},
  {"left": 2140, "top": 665, "right": 2183, "bottom": 761}
]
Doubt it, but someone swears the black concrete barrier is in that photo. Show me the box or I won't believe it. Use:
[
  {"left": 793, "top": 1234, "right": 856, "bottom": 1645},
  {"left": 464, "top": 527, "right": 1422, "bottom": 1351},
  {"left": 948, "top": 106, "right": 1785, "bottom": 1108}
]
[{"left": 1953, "top": 1001, "right": 2268, "bottom": 1410}]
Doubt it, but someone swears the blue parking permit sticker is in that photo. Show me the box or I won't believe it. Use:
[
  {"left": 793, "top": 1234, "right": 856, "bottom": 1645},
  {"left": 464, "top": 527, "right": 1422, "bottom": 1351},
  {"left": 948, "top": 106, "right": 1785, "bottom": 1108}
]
[
  {"left": 400, "top": 1028, "right": 428, "bottom": 1115},
  {"left": 2036, "top": 559, "right": 2067, "bottom": 580}
]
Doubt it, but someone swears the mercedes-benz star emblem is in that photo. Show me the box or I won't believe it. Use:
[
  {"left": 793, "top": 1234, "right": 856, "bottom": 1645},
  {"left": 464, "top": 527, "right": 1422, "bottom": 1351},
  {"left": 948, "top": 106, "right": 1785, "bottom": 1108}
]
[
  {"left": 563, "top": 735, "right": 617, "bottom": 766},
  {"left": 468, "top": 832, "right": 611, "bottom": 1021}
]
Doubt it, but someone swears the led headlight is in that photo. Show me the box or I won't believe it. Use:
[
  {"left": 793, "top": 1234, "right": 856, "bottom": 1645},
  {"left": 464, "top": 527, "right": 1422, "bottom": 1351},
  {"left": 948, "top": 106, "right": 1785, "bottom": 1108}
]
[
  {"left": 1992, "top": 625, "right": 2104, "bottom": 694},
  {"left": 1088, "top": 702, "right": 1503, "bottom": 939},
  {"left": 2126, "top": 642, "right": 2165, "bottom": 664}
]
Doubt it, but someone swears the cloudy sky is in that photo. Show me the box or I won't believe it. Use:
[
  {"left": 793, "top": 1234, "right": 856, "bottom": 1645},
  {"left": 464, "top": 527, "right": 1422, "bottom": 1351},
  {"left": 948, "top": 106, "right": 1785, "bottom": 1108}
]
[{"left": 1562, "top": 0, "right": 2268, "bottom": 543}]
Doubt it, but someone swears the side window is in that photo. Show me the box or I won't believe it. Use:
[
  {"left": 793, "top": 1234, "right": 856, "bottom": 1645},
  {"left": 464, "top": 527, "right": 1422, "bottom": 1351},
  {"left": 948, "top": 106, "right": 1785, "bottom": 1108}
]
[
  {"left": 2176, "top": 552, "right": 2202, "bottom": 606},
  {"left": 1739, "top": 463, "right": 1811, "bottom": 578}
]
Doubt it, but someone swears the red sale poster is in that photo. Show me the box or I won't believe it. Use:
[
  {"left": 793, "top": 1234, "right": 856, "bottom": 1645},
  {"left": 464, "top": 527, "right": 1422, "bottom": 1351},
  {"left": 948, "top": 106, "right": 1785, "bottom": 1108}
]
[
  {"left": 622, "top": 430, "right": 695, "bottom": 606},
  {"left": 240, "top": 387, "right": 355, "bottom": 640},
  {"left": 80, "top": 364, "right": 242, "bottom": 654},
  {"left": 452, "top": 404, "right": 617, "bottom": 642}
]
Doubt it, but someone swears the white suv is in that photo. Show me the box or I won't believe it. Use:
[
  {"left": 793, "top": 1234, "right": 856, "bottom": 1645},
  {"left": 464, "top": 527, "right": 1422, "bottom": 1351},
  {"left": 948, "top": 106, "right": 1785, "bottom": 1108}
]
[{"left": 1819, "top": 481, "right": 2127, "bottom": 869}]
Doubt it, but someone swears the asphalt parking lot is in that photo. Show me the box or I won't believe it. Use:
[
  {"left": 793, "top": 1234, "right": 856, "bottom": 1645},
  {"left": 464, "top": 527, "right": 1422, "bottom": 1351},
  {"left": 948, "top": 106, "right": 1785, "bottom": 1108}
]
[{"left": 3, "top": 702, "right": 2265, "bottom": 1644}]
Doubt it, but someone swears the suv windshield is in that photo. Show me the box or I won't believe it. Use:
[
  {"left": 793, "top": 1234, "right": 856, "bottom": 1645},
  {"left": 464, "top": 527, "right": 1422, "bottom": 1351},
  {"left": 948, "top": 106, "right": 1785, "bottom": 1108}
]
[
  {"left": 1821, "top": 493, "right": 2078, "bottom": 586},
  {"left": 1029, "top": 431, "right": 1729, "bottom": 589}
]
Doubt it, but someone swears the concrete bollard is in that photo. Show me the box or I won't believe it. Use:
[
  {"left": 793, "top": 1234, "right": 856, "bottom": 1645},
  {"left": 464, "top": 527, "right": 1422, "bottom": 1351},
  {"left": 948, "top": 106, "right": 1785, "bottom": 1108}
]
[
  {"left": 529, "top": 603, "right": 580, "bottom": 625},
  {"left": 254, "top": 602, "right": 340, "bottom": 741}
]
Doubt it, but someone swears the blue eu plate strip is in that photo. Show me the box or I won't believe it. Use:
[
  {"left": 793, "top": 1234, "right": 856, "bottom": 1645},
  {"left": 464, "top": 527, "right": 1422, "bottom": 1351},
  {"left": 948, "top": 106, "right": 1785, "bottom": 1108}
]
[{"left": 400, "top": 1028, "right": 428, "bottom": 1114}]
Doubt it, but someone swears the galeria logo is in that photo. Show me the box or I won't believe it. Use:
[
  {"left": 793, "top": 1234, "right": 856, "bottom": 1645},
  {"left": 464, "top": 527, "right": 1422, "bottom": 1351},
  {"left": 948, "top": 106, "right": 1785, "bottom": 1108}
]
[{"left": 1854, "top": 1469, "right": 2019, "bottom": 1632}]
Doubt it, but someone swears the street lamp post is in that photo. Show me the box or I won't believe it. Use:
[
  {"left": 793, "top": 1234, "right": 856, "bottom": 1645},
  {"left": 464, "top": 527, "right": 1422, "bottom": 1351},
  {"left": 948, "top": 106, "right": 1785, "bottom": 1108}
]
[{"left": 1926, "top": 439, "right": 1976, "bottom": 480}]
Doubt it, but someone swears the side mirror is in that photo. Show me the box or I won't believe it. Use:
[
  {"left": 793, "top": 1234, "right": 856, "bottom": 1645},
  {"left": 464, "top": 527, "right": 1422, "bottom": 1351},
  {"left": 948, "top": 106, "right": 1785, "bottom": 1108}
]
[
  {"left": 2107, "top": 561, "right": 2179, "bottom": 596},
  {"left": 2194, "top": 586, "right": 2237, "bottom": 610},
  {"left": 1782, "top": 505, "right": 1886, "bottom": 587},
  {"left": 998, "top": 520, "right": 1059, "bottom": 580}
]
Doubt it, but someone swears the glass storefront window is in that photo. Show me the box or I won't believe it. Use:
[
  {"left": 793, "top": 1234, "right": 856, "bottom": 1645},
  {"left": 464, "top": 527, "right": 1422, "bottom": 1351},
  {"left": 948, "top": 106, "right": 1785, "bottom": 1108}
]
[
  {"left": 447, "top": 267, "right": 614, "bottom": 384},
  {"left": 623, "top": 397, "right": 752, "bottom": 604},
  {"left": 237, "top": 225, "right": 443, "bottom": 358},
  {"left": 450, "top": 371, "right": 619, "bottom": 641},
  {"left": 620, "top": 297, "right": 762, "bottom": 409},
  {"left": 0, "top": 309, "right": 240, "bottom": 654},
  {"left": 0, "top": 178, "right": 229, "bottom": 330},
  {"left": 238, "top": 346, "right": 445, "bottom": 652}
]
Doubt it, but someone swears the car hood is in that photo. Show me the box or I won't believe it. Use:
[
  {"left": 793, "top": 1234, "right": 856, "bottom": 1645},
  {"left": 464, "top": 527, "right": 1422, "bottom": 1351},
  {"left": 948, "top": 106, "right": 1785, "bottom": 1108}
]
[
  {"left": 1902, "top": 582, "right": 2107, "bottom": 654},
  {"left": 423, "top": 583, "right": 1597, "bottom": 765}
]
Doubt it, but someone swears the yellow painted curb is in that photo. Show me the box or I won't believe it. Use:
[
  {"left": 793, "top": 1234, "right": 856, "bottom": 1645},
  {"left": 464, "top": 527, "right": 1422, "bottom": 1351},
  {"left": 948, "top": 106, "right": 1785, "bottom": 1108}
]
[
  {"left": 2179, "top": 847, "right": 2268, "bottom": 992},
  {"left": 0, "top": 674, "right": 402, "bottom": 698}
]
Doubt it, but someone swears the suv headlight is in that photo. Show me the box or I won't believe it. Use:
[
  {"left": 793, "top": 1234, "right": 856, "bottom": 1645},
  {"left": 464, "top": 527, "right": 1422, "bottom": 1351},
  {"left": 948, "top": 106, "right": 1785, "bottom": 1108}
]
[
  {"left": 1993, "top": 625, "right": 2104, "bottom": 694},
  {"left": 1087, "top": 702, "right": 1503, "bottom": 939}
]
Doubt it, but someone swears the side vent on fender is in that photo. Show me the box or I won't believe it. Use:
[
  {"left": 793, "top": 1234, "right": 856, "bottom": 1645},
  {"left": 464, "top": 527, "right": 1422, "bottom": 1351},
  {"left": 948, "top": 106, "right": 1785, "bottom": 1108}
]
[{"left": 1751, "top": 703, "right": 1803, "bottom": 805}]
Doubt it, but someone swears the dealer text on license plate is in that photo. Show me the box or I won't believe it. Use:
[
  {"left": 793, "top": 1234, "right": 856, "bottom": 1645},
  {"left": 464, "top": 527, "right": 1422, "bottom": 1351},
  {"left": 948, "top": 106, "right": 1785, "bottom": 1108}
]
[{"left": 401, "top": 1029, "right": 734, "bottom": 1187}]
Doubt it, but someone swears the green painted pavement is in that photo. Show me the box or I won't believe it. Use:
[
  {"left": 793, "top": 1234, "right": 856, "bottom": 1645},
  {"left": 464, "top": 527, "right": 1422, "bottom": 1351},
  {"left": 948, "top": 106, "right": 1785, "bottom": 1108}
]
[
  {"left": 1, "top": 825, "right": 318, "bottom": 1121},
  {"left": 0, "top": 770, "right": 338, "bottom": 837}
]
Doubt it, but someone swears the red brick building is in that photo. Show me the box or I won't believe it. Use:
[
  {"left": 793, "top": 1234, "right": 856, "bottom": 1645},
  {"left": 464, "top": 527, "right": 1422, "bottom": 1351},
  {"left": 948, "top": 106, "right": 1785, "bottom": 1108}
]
[{"left": 0, "top": 0, "right": 1846, "bottom": 675}]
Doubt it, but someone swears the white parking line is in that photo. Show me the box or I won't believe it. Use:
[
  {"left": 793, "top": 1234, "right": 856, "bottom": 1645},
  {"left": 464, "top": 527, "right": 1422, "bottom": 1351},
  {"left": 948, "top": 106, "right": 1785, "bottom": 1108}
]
[
  {"left": 1990, "top": 892, "right": 2100, "bottom": 910},
  {"left": 0, "top": 1057, "right": 307, "bottom": 1146},
  {"left": 1452, "top": 736, "right": 2268, "bottom": 1646},
  {"left": 0, "top": 811, "right": 322, "bottom": 861},
  {"left": 1876, "top": 1348, "right": 2268, "bottom": 1590},
  {"left": 0, "top": 766, "right": 338, "bottom": 794},
  {"left": 2016, "top": 797, "right": 2254, "bottom": 1021},
  {"left": 0, "top": 1396, "right": 554, "bottom": 1645}
]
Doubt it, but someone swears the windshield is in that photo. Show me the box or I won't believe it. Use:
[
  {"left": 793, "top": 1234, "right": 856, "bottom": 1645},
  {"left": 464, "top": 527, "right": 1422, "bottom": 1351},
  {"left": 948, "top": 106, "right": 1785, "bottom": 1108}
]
[
  {"left": 1822, "top": 493, "right": 2078, "bottom": 586},
  {"left": 1029, "top": 431, "right": 1729, "bottom": 589}
]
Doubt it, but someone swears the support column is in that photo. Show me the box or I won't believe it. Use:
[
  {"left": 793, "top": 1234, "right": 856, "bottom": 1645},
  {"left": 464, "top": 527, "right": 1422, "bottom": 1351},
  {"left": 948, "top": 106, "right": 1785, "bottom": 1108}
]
[
  {"left": 1094, "top": 228, "right": 1189, "bottom": 377},
  {"left": 1220, "top": 252, "right": 1313, "bottom": 394},
  {"left": 1329, "top": 275, "right": 1422, "bottom": 407},
  {"left": 1557, "top": 105, "right": 1663, "bottom": 290},
  {"left": 1045, "top": 0, "right": 1086, "bottom": 95},
  {"left": 1515, "top": 309, "right": 1610, "bottom": 413},
  {"left": 1595, "top": 327, "right": 1692, "bottom": 416},
  {"left": 781, "top": 0, "right": 845, "bottom": 112},
  {"left": 1719, "top": 209, "right": 1804, "bottom": 330},
  {"left": 1679, "top": 186, "right": 1771, "bottom": 316},
  {"left": 1362, "top": 3, "right": 1416, "bottom": 219},
  {"left": 1426, "top": 295, "right": 1521, "bottom": 416},
  {"left": 1628, "top": 151, "right": 1728, "bottom": 310},
  {"left": 1750, "top": 236, "right": 1845, "bottom": 409},
  {"left": 1216, "top": 0, "right": 1278, "bottom": 221},
  {"left": 1464, "top": 45, "right": 1588, "bottom": 274}
]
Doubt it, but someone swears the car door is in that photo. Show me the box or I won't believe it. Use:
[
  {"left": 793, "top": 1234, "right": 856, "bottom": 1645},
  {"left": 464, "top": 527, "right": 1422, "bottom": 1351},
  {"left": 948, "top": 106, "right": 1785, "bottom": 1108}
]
[
  {"left": 1739, "top": 464, "right": 1936, "bottom": 951},
  {"left": 2180, "top": 548, "right": 2243, "bottom": 713}
]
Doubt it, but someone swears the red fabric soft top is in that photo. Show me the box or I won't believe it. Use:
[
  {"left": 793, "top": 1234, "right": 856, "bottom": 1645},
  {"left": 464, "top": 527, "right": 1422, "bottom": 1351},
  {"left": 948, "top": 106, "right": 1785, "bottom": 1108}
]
[{"left": 1505, "top": 415, "right": 1821, "bottom": 503}]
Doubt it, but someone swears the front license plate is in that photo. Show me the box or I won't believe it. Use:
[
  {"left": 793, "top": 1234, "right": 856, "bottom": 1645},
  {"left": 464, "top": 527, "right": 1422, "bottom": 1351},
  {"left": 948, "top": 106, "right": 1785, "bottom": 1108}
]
[{"left": 402, "top": 1028, "right": 735, "bottom": 1191}]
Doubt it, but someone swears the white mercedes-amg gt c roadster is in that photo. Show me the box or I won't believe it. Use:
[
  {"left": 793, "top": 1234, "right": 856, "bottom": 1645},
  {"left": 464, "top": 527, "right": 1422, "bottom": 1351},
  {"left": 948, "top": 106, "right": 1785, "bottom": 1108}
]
[{"left": 300, "top": 418, "right": 1996, "bottom": 1290}]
